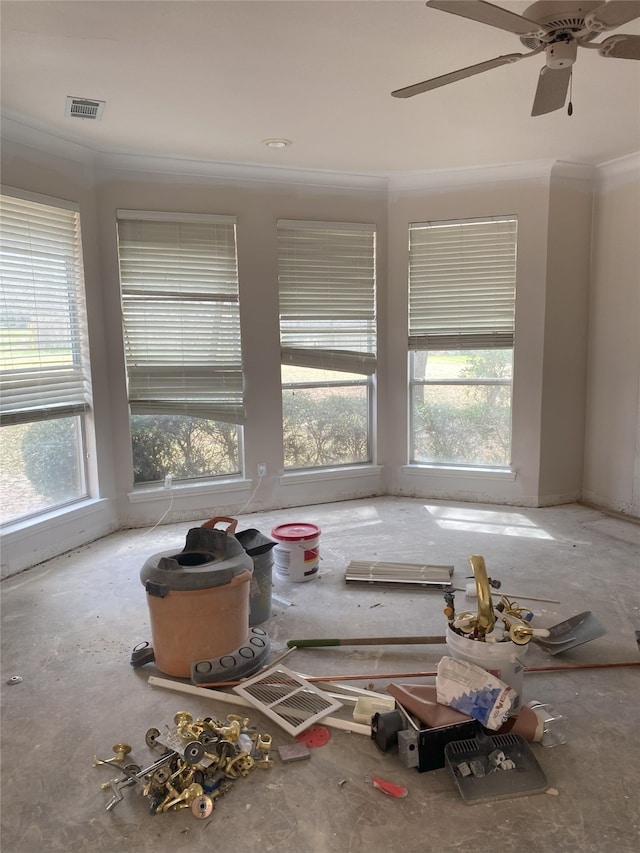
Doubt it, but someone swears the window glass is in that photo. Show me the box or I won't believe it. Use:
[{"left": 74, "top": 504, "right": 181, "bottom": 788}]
[
  {"left": 130, "top": 415, "right": 239, "bottom": 485},
  {"left": 0, "top": 417, "right": 85, "bottom": 524},
  {"left": 1, "top": 192, "right": 90, "bottom": 523},
  {"left": 282, "top": 379, "right": 370, "bottom": 470},
  {"left": 411, "top": 349, "right": 513, "bottom": 467}
]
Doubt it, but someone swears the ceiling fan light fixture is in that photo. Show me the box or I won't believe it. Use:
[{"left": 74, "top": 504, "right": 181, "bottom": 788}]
[
  {"left": 262, "top": 138, "right": 292, "bottom": 149},
  {"left": 546, "top": 38, "right": 578, "bottom": 68}
]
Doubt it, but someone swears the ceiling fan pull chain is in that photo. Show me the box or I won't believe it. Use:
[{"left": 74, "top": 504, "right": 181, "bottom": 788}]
[{"left": 568, "top": 72, "right": 573, "bottom": 116}]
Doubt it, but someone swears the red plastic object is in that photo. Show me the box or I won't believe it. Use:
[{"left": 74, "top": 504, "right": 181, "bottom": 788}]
[
  {"left": 369, "top": 775, "right": 408, "bottom": 798},
  {"left": 295, "top": 725, "right": 331, "bottom": 748},
  {"left": 271, "top": 523, "right": 320, "bottom": 541}
]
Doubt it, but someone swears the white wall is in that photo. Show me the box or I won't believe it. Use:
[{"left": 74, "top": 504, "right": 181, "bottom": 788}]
[
  {"left": 1, "top": 130, "right": 638, "bottom": 576},
  {"left": 537, "top": 164, "right": 593, "bottom": 504},
  {"left": 385, "top": 162, "right": 592, "bottom": 508},
  {"left": 94, "top": 166, "right": 389, "bottom": 528},
  {"left": 1, "top": 140, "right": 119, "bottom": 577},
  {"left": 583, "top": 154, "right": 640, "bottom": 516}
]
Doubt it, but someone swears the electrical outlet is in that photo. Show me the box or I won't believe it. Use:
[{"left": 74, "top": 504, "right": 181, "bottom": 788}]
[
  {"left": 164, "top": 474, "right": 172, "bottom": 489},
  {"left": 257, "top": 463, "right": 267, "bottom": 478}
]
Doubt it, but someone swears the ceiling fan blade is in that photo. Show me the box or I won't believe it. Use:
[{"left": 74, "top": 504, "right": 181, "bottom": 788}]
[
  {"left": 392, "top": 52, "right": 528, "bottom": 98},
  {"left": 585, "top": 1, "right": 640, "bottom": 30},
  {"left": 598, "top": 32, "right": 640, "bottom": 57},
  {"left": 426, "top": 0, "right": 546, "bottom": 37},
  {"left": 531, "top": 66, "right": 571, "bottom": 116}
]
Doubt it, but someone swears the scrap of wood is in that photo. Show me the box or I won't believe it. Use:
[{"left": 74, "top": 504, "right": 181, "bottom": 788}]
[{"left": 147, "top": 675, "right": 371, "bottom": 736}]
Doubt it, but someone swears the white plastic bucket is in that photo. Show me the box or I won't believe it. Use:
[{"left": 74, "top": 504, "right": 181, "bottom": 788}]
[
  {"left": 271, "top": 522, "right": 320, "bottom": 582},
  {"left": 445, "top": 626, "right": 528, "bottom": 710}
]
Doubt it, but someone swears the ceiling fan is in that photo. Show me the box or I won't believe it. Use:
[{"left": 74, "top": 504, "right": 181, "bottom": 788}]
[{"left": 392, "top": 0, "right": 640, "bottom": 115}]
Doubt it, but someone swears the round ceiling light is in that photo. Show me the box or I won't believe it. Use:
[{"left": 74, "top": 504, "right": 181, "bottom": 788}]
[{"left": 262, "top": 138, "right": 292, "bottom": 149}]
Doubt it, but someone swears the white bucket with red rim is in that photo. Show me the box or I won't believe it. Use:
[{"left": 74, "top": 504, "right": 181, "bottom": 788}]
[{"left": 271, "top": 522, "right": 321, "bottom": 582}]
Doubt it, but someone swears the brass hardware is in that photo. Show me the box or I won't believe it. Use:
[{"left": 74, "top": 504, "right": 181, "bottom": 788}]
[
  {"left": 509, "top": 623, "right": 534, "bottom": 644},
  {"left": 218, "top": 719, "right": 241, "bottom": 742},
  {"left": 112, "top": 742, "right": 132, "bottom": 762},
  {"left": 145, "top": 727, "right": 161, "bottom": 749},
  {"left": 157, "top": 781, "right": 182, "bottom": 813},
  {"left": 255, "top": 734, "right": 272, "bottom": 752},
  {"left": 183, "top": 741, "right": 205, "bottom": 765},
  {"left": 161, "top": 782, "right": 203, "bottom": 812},
  {"left": 468, "top": 555, "right": 496, "bottom": 637},
  {"left": 93, "top": 742, "right": 132, "bottom": 767},
  {"left": 192, "top": 794, "right": 214, "bottom": 819},
  {"left": 224, "top": 753, "right": 254, "bottom": 778},
  {"left": 152, "top": 766, "right": 171, "bottom": 786},
  {"left": 97, "top": 709, "right": 272, "bottom": 818}
]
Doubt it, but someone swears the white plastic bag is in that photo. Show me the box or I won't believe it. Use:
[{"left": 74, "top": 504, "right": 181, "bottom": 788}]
[{"left": 436, "top": 655, "right": 516, "bottom": 730}]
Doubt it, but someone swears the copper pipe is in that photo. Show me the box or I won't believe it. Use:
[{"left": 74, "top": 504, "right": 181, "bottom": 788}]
[{"left": 196, "top": 659, "right": 640, "bottom": 689}]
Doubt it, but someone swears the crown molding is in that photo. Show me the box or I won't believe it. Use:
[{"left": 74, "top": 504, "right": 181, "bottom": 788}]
[
  {"left": 1, "top": 115, "right": 99, "bottom": 166},
  {"left": 95, "top": 151, "right": 388, "bottom": 193},
  {"left": 595, "top": 151, "right": 640, "bottom": 191},
  {"left": 3, "top": 111, "right": 633, "bottom": 196},
  {"left": 550, "top": 160, "right": 596, "bottom": 187},
  {"left": 1, "top": 113, "right": 387, "bottom": 194},
  {"left": 386, "top": 159, "right": 560, "bottom": 195}
]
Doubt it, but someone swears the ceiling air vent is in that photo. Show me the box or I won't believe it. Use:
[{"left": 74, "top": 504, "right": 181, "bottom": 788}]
[{"left": 65, "top": 96, "right": 105, "bottom": 120}]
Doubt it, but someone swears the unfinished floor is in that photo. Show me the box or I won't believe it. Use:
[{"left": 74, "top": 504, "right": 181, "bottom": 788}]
[{"left": 1, "top": 497, "right": 639, "bottom": 853}]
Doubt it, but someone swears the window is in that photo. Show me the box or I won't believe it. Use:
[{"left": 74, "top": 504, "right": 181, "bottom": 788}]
[
  {"left": 117, "top": 211, "right": 244, "bottom": 485},
  {"left": 0, "top": 189, "right": 92, "bottom": 524},
  {"left": 278, "top": 220, "right": 376, "bottom": 470},
  {"left": 408, "top": 216, "right": 517, "bottom": 468}
]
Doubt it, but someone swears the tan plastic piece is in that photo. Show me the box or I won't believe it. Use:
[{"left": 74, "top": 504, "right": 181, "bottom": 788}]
[
  {"left": 201, "top": 517, "right": 238, "bottom": 535},
  {"left": 146, "top": 570, "right": 252, "bottom": 678}
]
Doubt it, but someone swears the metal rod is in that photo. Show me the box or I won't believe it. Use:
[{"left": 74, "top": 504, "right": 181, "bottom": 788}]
[
  {"left": 287, "top": 635, "right": 447, "bottom": 649},
  {"left": 453, "top": 587, "right": 561, "bottom": 604}
]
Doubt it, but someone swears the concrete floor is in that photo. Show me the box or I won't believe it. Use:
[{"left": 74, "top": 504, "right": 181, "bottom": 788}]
[{"left": 1, "top": 497, "right": 639, "bottom": 853}]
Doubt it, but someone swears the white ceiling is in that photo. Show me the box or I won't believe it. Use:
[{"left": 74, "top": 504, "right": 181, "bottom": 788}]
[{"left": 2, "top": 0, "right": 639, "bottom": 176}]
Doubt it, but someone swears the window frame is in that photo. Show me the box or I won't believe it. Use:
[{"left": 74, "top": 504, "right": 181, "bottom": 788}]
[
  {"left": 0, "top": 186, "right": 92, "bottom": 523},
  {"left": 407, "top": 216, "right": 517, "bottom": 469},
  {"left": 277, "top": 219, "right": 377, "bottom": 471},
  {"left": 116, "top": 209, "right": 245, "bottom": 486}
]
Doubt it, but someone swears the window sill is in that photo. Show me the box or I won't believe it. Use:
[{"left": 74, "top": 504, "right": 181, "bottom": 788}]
[
  {"left": 1, "top": 497, "right": 109, "bottom": 537},
  {"left": 403, "top": 464, "right": 516, "bottom": 481},
  {"left": 127, "top": 477, "right": 250, "bottom": 503},
  {"left": 280, "top": 464, "right": 382, "bottom": 486}
]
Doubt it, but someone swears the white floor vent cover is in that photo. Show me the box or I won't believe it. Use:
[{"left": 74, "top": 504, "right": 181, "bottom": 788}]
[{"left": 233, "top": 665, "right": 343, "bottom": 736}]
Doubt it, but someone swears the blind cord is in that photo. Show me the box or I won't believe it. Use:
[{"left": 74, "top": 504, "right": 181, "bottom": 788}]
[{"left": 140, "top": 470, "right": 264, "bottom": 537}]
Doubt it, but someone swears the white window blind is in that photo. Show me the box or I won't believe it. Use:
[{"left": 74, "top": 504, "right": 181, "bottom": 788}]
[
  {"left": 409, "top": 216, "right": 517, "bottom": 350},
  {"left": 0, "top": 191, "right": 91, "bottom": 426},
  {"left": 278, "top": 220, "right": 376, "bottom": 375},
  {"left": 117, "top": 211, "right": 244, "bottom": 424}
]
